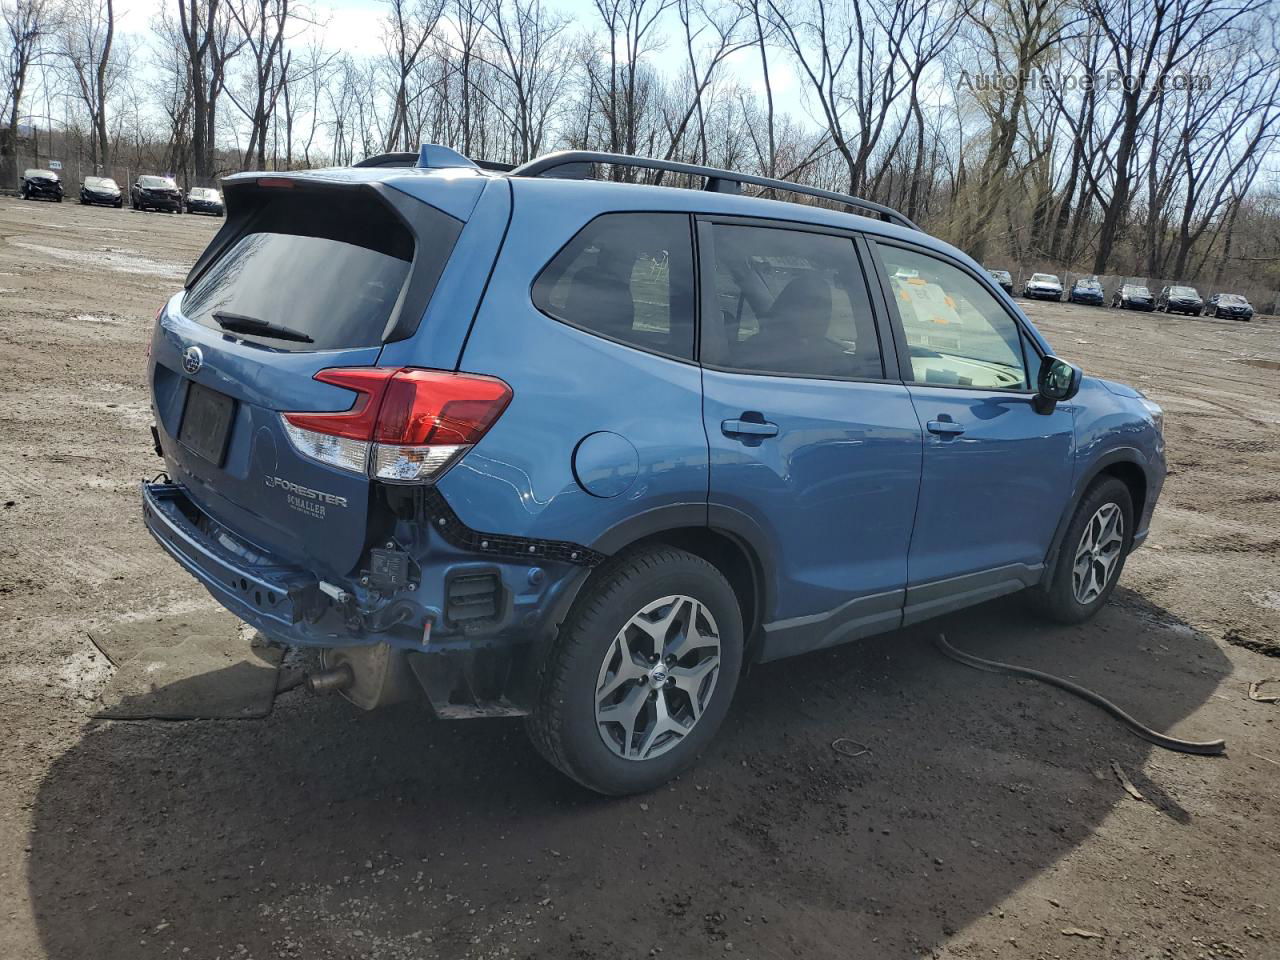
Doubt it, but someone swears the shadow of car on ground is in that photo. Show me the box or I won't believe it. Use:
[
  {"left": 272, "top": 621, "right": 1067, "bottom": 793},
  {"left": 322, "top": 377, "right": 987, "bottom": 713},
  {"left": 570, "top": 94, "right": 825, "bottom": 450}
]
[{"left": 28, "top": 590, "right": 1229, "bottom": 958}]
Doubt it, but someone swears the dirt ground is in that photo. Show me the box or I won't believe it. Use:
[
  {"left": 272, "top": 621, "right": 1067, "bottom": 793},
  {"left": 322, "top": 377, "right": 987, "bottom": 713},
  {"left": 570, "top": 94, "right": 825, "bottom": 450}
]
[{"left": 1, "top": 196, "right": 1277, "bottom": 960}]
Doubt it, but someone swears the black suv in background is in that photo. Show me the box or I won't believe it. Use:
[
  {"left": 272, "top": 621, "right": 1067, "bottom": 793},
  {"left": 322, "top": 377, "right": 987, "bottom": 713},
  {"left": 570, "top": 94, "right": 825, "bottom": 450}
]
[
  {"left": 1069, "top": 277, "right": 1105, "bottom": 305},
  {"left": 1156, "top": 285, "right": 1202, "bottom": 314},
  {"left": 80, "top": 176, "right": 123, "bottom": 207},
  {"left": 131, "top": 175, "right": 183, "bottom": 212},
  {"left": 1113, "top": 284, "right": 1154, "bottom": 311},
  {"left": 987, "top": 268, "right": 1014, "bottom": 294},
  {"left": 1203, "top": 294, "right": 1254, "bottom": 321},
  {"left": 21, "top": 169, "right": 63, "bottom": 201},
  {"left": 184, "top": 187, "right": 224, "bottom": 216}
]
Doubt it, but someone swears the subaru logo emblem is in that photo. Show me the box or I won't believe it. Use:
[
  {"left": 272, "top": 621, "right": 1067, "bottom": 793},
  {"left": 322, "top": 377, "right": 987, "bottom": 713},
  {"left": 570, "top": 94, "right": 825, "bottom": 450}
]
[{"left": 182, "top": 345, "right": 203, "bottom": 375}]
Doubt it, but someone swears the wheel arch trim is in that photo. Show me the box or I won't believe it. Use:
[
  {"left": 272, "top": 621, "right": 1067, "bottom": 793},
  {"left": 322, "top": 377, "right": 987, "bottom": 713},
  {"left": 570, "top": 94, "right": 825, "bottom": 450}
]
[{"left": 1042, "top": 447, "right": 1151, "bottom": 587}]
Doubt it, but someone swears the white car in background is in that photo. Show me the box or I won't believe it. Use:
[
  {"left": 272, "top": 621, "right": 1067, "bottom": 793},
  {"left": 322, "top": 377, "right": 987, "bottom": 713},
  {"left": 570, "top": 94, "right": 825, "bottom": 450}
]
[{"left": 1023, "top": 273, "right": 1064, "bottom": 302}]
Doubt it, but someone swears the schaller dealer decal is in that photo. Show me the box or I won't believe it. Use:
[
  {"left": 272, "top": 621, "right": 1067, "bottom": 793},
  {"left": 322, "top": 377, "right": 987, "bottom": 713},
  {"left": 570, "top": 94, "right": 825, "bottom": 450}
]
[{"left": 265, "top": 475, "right": 348, "bottom": 519}]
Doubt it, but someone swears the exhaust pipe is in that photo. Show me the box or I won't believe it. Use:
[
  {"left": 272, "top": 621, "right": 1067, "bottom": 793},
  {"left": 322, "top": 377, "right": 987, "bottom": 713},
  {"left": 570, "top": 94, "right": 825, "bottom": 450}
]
[{"left": 306, "top": 662, "right": 354, "bottom": 695}]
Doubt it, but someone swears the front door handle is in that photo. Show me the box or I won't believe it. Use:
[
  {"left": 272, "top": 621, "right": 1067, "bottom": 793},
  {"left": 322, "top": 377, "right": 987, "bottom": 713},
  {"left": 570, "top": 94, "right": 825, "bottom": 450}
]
[
  {"left": 722, "top": 417, "right": 779, "bottom": 439},
  {"left": 926, "top": 419, "right": 965, "bottom": 437}
]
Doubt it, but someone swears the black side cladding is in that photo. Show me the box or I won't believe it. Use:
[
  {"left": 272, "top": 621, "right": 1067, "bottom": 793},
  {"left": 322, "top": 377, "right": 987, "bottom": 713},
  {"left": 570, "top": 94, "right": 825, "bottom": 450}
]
[{"left": 415, "top": 487, "right": 606, "bottom": 567}]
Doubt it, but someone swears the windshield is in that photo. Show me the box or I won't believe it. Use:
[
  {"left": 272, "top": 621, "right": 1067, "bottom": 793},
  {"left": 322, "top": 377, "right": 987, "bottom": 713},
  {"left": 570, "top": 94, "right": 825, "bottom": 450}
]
[
  {"left": 1127, "top": 286, "right": 1150, "bottom": 295},
  {"left": 190, "top": 188, "right": 218, "bottom": 199},
  {"left": 1031, "top": 274, "right": 1058, "bottom": 283},
  {"left": 1171, "top": 286, "right": 1197, "bottom": 296},
  {"left": 85, "top": 177, "right": 117, "bottom": 189},
  {"left": 1219, "top": 294, "right": 1247, "bottom": 304},
  {"left": 139, "top": 176, "right": 177, "bottom": 189},
  {"left": 989, "top": 270, "right": 1010, "bottom": 279},
  {"left": 1076, "top": 279, "right": 1100, "bottom": 289},
  {"left": 26, "top": 169, "right": 56, "bottom": 179}
]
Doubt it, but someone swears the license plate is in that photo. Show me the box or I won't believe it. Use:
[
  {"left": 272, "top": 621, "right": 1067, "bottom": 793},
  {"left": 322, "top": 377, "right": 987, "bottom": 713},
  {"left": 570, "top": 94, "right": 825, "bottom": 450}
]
[{"left": 178, "top": 381, "right": 235, "bottom": 465}]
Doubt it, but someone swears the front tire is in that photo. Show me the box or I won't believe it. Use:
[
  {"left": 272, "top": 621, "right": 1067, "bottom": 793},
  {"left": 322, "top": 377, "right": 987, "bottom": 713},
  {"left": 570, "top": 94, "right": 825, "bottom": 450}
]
[
  {"left": 527, "top": 545, "right": 743, "bottom": 795},
  {"left": 1031, "top": 477, "right": 1134, "bottom": 624}
]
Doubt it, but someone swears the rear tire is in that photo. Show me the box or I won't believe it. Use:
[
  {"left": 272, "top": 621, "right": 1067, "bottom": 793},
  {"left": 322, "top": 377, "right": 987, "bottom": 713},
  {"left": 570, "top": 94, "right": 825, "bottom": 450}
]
[
  {"left": 1030, "top": 477, "right": 1134, "bottom": 625},
  {"left": 526, "top": 545, "right": 743, "bottom": 795}
]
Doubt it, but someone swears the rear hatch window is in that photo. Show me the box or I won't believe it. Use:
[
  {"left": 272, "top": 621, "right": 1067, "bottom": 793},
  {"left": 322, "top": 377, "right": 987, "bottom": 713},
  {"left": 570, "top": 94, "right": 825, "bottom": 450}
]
[{"left": 183, "top": 188, "right": 433, "bottom": 351}]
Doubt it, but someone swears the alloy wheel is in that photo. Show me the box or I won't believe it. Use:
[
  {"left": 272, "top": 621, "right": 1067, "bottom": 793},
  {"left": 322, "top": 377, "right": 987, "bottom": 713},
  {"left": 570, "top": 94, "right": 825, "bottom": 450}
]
[
  {"left": 594, "top": 594, "right": 721, "bottom": 761},
  {"left": 1073, "top": 502, "right": 1125, "bottom": 604}
]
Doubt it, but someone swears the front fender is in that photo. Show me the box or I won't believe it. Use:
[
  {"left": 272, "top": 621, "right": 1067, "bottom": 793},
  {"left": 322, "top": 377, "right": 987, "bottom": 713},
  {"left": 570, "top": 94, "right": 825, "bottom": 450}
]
[{"left": 1040, "top": 377, "right": 1166, "bottom": 583}]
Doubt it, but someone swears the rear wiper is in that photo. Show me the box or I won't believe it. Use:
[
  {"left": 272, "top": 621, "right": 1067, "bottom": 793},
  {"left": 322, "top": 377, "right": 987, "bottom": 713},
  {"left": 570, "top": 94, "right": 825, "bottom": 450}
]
[{"left": 213, "top": 311, "right": 314, "bottom": 343}]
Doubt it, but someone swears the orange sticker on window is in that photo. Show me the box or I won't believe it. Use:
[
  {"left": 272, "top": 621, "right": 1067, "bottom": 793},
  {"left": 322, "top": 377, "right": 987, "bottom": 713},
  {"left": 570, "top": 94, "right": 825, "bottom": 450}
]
[{"left": 944, "top": 295, "right": 956, "bottom": 307}]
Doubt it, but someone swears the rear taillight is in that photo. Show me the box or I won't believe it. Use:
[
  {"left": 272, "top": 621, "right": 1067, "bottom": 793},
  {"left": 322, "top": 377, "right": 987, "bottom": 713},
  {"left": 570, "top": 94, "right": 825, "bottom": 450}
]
[{"left": 280, "top": 367, "right": 511, "bottom": 483}]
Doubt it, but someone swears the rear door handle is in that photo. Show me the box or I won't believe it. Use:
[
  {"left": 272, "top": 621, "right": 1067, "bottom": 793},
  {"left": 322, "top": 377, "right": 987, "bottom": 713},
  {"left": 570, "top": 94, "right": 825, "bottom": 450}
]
[
  {"left": 722, "top": 418, "right": 779, "bottom": 439},
  {"left": 926, "top": 419, "right": 965, "bottom": 437}
]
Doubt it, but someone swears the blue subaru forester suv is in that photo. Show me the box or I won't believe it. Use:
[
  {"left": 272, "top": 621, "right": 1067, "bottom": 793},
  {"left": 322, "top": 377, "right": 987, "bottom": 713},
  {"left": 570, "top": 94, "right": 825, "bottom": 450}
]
[{"left": 142, "top": 145, "right": 1165, "bottom": 794}]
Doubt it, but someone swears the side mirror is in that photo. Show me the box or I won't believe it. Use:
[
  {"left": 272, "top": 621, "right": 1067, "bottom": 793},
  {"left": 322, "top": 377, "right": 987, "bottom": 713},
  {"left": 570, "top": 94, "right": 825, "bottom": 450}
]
[{"left": 1034, "top": 355, "right": 1082, "bottom": 413}]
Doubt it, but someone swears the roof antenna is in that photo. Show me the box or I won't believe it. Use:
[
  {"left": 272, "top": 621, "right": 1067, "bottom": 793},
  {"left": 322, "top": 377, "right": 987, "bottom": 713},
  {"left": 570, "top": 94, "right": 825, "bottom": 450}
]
[{"left": 416, "top": 144, "right": 479, "bottom": 170}]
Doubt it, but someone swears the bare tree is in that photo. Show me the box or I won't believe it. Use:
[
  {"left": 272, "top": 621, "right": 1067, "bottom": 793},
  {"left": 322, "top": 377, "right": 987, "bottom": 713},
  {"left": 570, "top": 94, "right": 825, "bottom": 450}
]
[
  {"left": 178, "top": 0, "right": 244, "bottom": 182},
  {"left": 952, "top": 0, "right": 1075, "bottom": 261},
  {"left": 475, "top": 0, "right": 571, "bottom": 162},
  {"left": 380, "top": 0, "right": 445, "bottom": 152},
  {"left": 152, "top": 8, "right": 195, "bottom": 181},
  {"left": 765, "top": 0, "right": 920, "bottom": 201},
  {"left": 587, "top": 0, "right": 675, "bottom": 173},
  {"left": 1085, "top": 0, "right": 1267, "bottom": 273},
  {"left": 225, "top": 0, "right": 301, "bottom": 167},
  {"left": 2, "top": 0, "right": 56, "bottom": 182},
  {"left": 59, "top": 0, "right": 122, "bottom": 171},
  {"left": 665, "top": 0, "right": 748, "bottom": 163}
]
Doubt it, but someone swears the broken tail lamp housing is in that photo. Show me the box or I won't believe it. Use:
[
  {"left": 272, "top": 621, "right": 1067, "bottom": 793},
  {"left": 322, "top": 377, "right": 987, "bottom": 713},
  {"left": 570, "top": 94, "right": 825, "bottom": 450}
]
[{"left": 280, "top": 368, "right": 512, "bottom": 483}]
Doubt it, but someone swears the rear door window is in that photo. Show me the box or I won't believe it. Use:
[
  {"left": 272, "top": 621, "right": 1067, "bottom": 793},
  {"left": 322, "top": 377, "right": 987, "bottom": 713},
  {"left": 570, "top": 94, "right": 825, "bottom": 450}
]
[
  {"left": 531, "top": 213, "right": 696, "bottom": 361},
  {"left": 183, "top": 190, "right": 438, "bottom": 351},
  {"left": 705, "top": 223, "right": 884, "bottom": 380}
]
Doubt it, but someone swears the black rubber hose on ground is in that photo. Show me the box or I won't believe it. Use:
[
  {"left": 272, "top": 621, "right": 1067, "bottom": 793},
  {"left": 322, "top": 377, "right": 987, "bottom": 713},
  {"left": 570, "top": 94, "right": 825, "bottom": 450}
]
[{"left": 934, "top": 633, "right": 1227, "bottom": 756}]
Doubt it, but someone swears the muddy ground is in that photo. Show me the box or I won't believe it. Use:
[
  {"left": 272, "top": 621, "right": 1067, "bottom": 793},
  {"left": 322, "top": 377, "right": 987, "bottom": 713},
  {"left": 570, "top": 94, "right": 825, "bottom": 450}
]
[{"left": 0, "top": 197, "right": 1277, "bottom": 960}]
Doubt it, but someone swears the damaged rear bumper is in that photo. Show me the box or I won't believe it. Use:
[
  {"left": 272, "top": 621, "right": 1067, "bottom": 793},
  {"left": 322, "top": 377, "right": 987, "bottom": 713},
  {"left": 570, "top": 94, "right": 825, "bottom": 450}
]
[
  {"left": 141, "top": 480, "right": 585, "bottom": 717},
  {"left": 143, "top": 481, "right": 319, "bottom": 631}
]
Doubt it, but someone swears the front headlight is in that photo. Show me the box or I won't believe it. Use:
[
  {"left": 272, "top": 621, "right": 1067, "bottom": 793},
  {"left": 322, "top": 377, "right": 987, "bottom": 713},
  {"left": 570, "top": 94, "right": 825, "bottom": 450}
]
[{"left": 1141, "top": 397, "right": 1164, "bottom": 434}]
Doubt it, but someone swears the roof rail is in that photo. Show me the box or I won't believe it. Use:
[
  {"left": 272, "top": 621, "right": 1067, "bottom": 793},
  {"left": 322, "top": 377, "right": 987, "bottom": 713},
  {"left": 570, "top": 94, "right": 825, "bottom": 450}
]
[{"left": 510, "top": 150, "right": 920, "bottom": 231}]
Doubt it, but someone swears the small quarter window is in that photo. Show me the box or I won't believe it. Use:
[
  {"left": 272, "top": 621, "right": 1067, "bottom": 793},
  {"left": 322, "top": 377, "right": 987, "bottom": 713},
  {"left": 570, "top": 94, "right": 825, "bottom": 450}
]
[{"left": 532, "top": 213, "right": 695, "bottom": 360}]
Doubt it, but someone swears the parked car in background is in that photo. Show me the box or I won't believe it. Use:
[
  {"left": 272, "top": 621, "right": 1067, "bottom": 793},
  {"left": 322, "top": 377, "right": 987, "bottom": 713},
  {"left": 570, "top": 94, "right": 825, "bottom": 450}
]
[
  {"left": 1156, "top": 285, "right": 1202, "bottom": 315},
  {"left": 80, "top": 176, "right": 123, "bottom": 207},
  {"left": 1069, "top": 277, "right": 1105, "bottom": 305},
  {"left": 1023, "top": 273, "right": 1064, "bottom": 301},
  {"left": 20, "top": 169, "right": 63, "bottom": 202},
  {"left": 1113, "top": 284, "right": 1154, "bottom": 311},
  {"left": 131, "top": 175, "right": 183, "bottom": 212},
  {"left": 185, "top": 186, "right": 225, "bottom": 217},
  {"left": 1203, "top": 293, "right": 1254, "bottom": 321},
  {"left": 987, "top": 268, "right": 1014, "bottom": 294},
  {"left": 141, "top": 145, "right": 1166, "bottom": 795}
]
